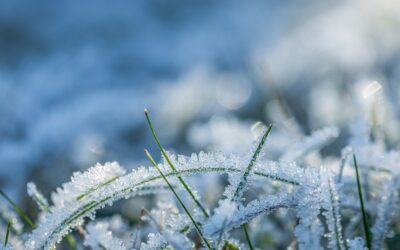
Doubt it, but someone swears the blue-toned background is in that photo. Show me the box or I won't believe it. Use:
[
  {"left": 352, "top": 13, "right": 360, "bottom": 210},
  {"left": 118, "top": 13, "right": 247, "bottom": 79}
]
[{"left": 1, "top": 0, "right": 400, "bottom": 199}]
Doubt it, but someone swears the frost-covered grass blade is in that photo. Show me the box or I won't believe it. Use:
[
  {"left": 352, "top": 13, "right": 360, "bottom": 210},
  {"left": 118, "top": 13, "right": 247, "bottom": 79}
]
[
  {"left": 4, "top": 221, "right": 11, "bottom": 246},
  {"left": 144, "top": 149, "right": 213, "bottom": 250},
  {"left": 145, "top": 108, "right": 209, "bottom": 218},
  {"left": 353, "top": 154, "right": 372, "bottom": 249},
  {"left": 232, "top": 124, "right": 272, "bottom": 201}
]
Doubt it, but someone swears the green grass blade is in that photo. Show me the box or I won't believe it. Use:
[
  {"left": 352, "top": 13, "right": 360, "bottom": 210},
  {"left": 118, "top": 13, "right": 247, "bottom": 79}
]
[
  {"left": 144, "top": 108, "right": 209, "bottom": 218},
  {"left": 232, "top": 124, "right": 273, "bottom": 200},
  {"left": 76, "top": 176, "right": 120, "bottom": 201},
  {"left": 242, "top": 223, "right": 254, "bottom": 250},
  {"left": 145, "top": 149, "right": 213, "bottom": 250},
  {"left": 65, "top": 234, "right": 77, "bottom": 250},
  {"left": 231, "top": 124, "right": 272, "bottom": 250},
  {"left": 353, "top": 154, "right": 372, "bottom": 249},
  {"left": 4, "top": 221, "right": 11, "bottom": 246},
  {"left": 35, "top": 194, "right": 50, "bottom": 212},
  {"left": 327, "top": 177, "right": 344, "bottom": 250},
  {"left": 222, "top": 240, "right": 240, "bottom": 250},
  {"left": 217, "top": 218, "right": 228, "bottom": 247},
  {"left": 144, "top": 109, "right": 176, "bottom": 171},
  {"left": 0, "top": 190, "right": 35, "bottom": 228}
]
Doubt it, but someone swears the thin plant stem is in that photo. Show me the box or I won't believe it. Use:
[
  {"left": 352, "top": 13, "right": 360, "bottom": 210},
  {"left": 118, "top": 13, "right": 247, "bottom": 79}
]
[
  {"left": 0, "top": 190, "right": 35, "bottom": 228},
  {"left": 145, "top": 149, "right": 213, "bottom": 250},
  {"left": 353, "top": 154, "right": 372, "bottom": 249},
  {"left": 144, "top": 109, "right": 209, "bottom": 218},
  {"left": 141, "top": 207, "right": 163, "bottom": 232},
  {"left": 232, "top": 124, "right": 273, "bottom": 200},
  {"left": 231, "top": 124, "right": 272, "bottom": 250},
  {"left": 337, "top": 155, "right": 347, "bottom": 183},
  {"left": 217, "top": 218, "right": 228, "bottom": 247},
  {"left": 242, "top": 224, "right": 254, "bottom": 250},
  {"left": 327, "top": 178, "right": 343, "bottom": 250},
  {"left": 4, "top": 221, "right": 11, "bottom": 246}
]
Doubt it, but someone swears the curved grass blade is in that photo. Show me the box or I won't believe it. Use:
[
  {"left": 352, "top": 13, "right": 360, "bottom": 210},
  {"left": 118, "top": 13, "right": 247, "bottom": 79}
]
[
  {"left": 76, "top": 176, "right": 120, "bottom": 201},
  {"left": 26, "top": 156, "right": 299, "bottom": 249}
]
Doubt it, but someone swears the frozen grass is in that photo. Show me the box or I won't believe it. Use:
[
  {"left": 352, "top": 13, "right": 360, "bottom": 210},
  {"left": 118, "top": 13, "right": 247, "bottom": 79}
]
[
  {"left": 0, "top": 109, "right": 400, "bottom": 250},
  {"left": 353, "top": 155, "right": 371, "bottom": 249}
]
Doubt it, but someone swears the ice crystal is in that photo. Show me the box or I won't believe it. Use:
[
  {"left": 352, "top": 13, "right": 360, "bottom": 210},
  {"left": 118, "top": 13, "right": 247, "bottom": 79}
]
[
  {"left": 140, "top": 233, "right": 173, "bottom": 250},
  {"left": 280, "top": 126, "right": 339, "bottom": 162},
  {"left": 347, "top": 237, "right": 368, "bottom": 250},
  {"left": 371, "top": 176, "right": 400, "bottom": 250},
  {"left": 12, "top": 111, "right": 400, "bottom": 249},
  {"left": 203, "top": 199, "right": 237, "bottom": 237},
  {"left": 205, "top": 192, "right": 294, "bottom": 236},
  {"left": 294, "top": 184, "right": 323, "bottom": 250},
  {"left": 24, "top": 163, "right": 169, "bottom": 249},
  {"left": 51, "top": 161, "right": 126, "bottom": 208},
  {"left": 224, "top": 126, "right": 272, "bottom": 203},
  {"left": 320, "top": 168, "right": 344, "bottom": 250},
  {"left": 27, "top": 182, "right": 49, "bottom": 212},
  {"left": 0, "top": 204, "right": 23, "bottom": 234},
  {"left": 84, "top": 221, "right": 127, "bottom": 250},
  {"left": 145, "top": 201, "right": 190, "bottom": 234}
]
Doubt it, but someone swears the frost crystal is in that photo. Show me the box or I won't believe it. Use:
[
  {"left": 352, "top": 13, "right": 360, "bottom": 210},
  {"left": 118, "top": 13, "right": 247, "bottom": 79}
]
[
  {"left": 347, "top": 237, "right": 368, "bottom": 250},
  {"left": 294, "top": 184, "right": 323, "bottom": 250},
  {"left": 280, "top": 126, "right": 339, "bottom": 162},
  {"left": 51, "top": 161, "right": 126, "bottom": 208},
  {"left": 84, "top": 221, "right": 127, "bottom": 250},
  {"left": 225, "top": 126, "right": 271, "bottom": 203},
  {"left": 0, "top": 203, "right": 24, "bottom": 234},
  {"left": 17, "top": 115, "right": 400, "bottom": 250},
  {"left": 205, "top": 192, "right": 294, "bottom": 236},
  {"left": 145, "top": 202, "right": 190, "bottom": 234},
  {"left": 203, "top": 199, "right": 237, "bottom": 237},
  {"left": 140, "top": 233, "right": 172, "bottom": 250},
  {"left": 27, "top": 182, "right": 49, "bottom": 211},
  {"left": 320, "top": 168, "right": 344, "bottom": 250},
  {"left": 24, "top": 163, "right": 169, "bottom": 249},
  {"left": 371, "top": 176, "right": 400, "bottom": 250}
]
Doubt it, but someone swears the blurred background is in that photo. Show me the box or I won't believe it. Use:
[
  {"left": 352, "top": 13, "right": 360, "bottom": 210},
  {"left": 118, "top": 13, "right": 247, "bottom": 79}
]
[{"left": 1, "top": 0, "right": 400, "bottom": 206}]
